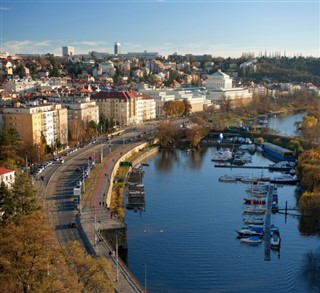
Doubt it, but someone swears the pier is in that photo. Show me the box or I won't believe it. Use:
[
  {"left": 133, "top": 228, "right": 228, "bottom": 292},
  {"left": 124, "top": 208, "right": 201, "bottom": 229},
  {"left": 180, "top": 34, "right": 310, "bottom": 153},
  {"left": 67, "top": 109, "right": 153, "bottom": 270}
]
[
  {"left": 214, "top": 164, "right": 292, "bottom": 171},
  {"left": 264, "top": 185, "right": 274, "bottom": 261}
]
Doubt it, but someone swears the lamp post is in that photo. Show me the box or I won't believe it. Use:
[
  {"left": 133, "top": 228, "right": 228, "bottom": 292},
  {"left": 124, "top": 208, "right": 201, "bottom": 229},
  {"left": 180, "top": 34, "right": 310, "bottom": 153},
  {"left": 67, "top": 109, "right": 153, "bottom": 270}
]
[{"left": 116, "top": 235, "right": 119, "bottom": 282}]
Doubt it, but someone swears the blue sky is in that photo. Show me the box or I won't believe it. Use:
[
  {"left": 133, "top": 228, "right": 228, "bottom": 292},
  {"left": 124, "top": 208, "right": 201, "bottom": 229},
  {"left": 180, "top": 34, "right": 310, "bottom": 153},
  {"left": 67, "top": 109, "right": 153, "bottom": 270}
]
[{"left": 1, "top": 0, "right": 319, "bottom": 58}]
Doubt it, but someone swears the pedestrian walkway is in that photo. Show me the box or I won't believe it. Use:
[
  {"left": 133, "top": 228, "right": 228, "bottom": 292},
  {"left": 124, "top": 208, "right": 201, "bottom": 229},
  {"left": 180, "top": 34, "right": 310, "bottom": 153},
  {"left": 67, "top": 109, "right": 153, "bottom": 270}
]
[{"left": 79, "top": 143, "right": 144, "bottom": 293}]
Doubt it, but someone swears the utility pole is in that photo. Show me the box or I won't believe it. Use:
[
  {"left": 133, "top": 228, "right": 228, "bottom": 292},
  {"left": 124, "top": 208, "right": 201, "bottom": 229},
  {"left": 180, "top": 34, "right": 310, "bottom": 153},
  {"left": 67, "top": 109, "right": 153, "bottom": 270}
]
[{"left": 116, "top": 235, "right": 119, "bottom": 282}]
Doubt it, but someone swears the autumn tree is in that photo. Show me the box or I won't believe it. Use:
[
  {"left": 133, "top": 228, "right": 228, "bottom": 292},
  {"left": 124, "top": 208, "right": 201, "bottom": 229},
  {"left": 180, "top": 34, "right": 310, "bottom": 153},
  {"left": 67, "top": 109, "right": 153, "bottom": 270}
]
[
  {"left": 0, "top": 212, "right": 82, "bottom": 293},
  {"left": 220, "top": 96, "right": 233, "bottom": 114},
  {"left": 163, "top": 100, "right": 185, "bottom": 117},
  {"left": 301, "top": 115, "right": 319, "bottom": 146},
  {"left": 182, "top": 99, "right": 192, "bottom": 116},
  {"left": 155, "top": 121, "right": 178, "bottom": 148},
  {"left": 65, "top": 241, "right": 115, "bottom": 292}
]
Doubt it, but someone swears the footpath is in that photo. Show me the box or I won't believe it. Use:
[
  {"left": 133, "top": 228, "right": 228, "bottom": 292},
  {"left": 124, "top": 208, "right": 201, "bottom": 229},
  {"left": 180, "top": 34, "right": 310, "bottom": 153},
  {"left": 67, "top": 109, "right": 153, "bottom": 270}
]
[{"left": 78, "top": 142, "right": 146, "bottom": 293}]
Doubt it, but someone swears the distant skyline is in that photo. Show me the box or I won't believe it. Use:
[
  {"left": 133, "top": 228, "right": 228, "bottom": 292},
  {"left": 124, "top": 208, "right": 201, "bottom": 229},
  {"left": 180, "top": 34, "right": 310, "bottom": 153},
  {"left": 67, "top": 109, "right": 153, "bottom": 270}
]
[{"left": 1, "top": 0, "right": 319, "bottom": 58}]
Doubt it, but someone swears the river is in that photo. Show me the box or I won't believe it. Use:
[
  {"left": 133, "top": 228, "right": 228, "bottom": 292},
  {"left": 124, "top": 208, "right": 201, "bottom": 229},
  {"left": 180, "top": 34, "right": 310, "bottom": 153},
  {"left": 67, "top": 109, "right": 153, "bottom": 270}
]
[{"left": 125, "top": 112, "right": 320, "bottom": 293}]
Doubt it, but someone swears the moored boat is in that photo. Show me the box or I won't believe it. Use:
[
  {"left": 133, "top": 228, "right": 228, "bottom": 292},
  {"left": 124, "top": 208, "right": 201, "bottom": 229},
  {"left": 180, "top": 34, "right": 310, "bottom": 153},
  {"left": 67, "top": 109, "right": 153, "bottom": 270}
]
[
  {"left": 237, "top": 226, "right": 264, "bottom": 238},
  {"left": 218, "top": 175, "right": 237, "bottom": 182},
  {"left": 243, "top": 205, "right": 266, "bottom": 214},
  {"left": 270, "top": 230, "right": 281, "bottom": 250},
  {"left": 262, "top": 142, "right": 297, "bottom": 162},
  {"left": 240, "top": 236, "right": 262, "bottom": 244},
  {"left": 269, "top": 174, "right": 298, "bottom": 185},
  {"left": 244, "top": 198, "right": 266, "bottom": 205},
  {"left": 269, "top": 160, "right": 296, "bottom": 171},
  {"left": 243, "top": 216, "right": 264, "bottom": 225},
  {"left": 211, "top": 149, "right": 233, "bottom": 162}
]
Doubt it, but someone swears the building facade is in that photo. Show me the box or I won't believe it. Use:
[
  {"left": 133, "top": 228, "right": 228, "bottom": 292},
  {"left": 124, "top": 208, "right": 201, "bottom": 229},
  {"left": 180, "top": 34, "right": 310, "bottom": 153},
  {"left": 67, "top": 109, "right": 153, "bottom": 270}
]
[
  {"left": 205, "top": 69, "right": 252, "bottom": 107},
  {"left": 0, "top": 167, "right": 15, "bottom": 189},
  {"left": 91, "top": 91, "right": 156, "bottom": 126},
  {"left": 1, "top": 102, "right": 68, "bottom": 146},
  {"left": 114, "top": 42, "right": 121, "bottom": 55},
  {"left": 62, "top": 46, "right": 75, "bottom": 57}
]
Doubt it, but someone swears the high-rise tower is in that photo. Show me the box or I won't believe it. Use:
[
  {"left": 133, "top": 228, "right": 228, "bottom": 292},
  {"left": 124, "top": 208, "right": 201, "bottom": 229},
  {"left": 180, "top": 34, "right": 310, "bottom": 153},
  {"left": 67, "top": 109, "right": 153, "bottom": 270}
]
[
  {"left": 114, "top": 42, "right": 121, "bottom": 55},
  {"left": 62, "top": 46, "right": 74, "bottom": 57}
]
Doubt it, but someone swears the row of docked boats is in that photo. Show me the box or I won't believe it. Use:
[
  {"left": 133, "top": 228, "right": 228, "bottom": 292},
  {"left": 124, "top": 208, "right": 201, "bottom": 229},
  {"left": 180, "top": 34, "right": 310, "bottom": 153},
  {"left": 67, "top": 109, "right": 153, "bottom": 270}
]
[
  {"left": 219, "top": 172, "right": 298, "bottom": 186},
  {"left": 211, "top": 148, "right": 253, "bottom": 166},
  {"left": 236, "top": 181, "right": 281, "bottom": 248}
]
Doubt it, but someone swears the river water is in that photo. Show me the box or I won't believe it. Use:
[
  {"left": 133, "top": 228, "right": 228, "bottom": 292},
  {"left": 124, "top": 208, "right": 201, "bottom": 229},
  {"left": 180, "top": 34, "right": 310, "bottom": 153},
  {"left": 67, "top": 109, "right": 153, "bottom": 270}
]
[{"left": 125, "top": 112, "right": 320, "bottom": 293}]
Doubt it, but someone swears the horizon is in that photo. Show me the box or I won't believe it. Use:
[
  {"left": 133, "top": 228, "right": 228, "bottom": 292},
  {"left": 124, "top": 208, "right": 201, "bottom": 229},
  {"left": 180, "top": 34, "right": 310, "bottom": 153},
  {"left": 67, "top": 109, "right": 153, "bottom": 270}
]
[{"left": 1, "top": 0, "right": 319, "bottom": 59}]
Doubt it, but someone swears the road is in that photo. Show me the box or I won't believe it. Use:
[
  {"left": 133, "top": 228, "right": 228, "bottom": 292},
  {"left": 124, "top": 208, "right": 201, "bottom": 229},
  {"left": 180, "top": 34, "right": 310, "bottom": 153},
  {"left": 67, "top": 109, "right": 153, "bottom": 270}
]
[{"left": 37, "top": 126, "right": 156, "bottom": 292}]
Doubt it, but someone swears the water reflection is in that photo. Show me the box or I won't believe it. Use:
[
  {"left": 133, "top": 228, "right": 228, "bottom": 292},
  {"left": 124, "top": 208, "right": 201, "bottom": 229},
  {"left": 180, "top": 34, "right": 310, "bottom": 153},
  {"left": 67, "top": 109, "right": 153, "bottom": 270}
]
[
  {"left": 302, "top": 250, "right": 320, "bottom": 291},
  {"left": 155, "top": 149, "right": 179, "bottom": 171}
]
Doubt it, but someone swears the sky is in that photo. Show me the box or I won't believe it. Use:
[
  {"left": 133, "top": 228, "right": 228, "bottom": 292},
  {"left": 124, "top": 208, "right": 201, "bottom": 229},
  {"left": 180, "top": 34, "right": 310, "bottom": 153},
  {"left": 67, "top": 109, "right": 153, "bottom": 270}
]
[{"left": 0, "top": 0, "right": 319, "bottom": 58}]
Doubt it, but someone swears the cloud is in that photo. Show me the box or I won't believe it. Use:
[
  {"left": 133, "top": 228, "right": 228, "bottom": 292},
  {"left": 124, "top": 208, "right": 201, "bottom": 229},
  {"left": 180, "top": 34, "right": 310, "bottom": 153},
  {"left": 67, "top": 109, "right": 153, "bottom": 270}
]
[
  {"left": 3, "top": 40, "right": 54, "bottom": 54},
  {"left": 0, "top": 7, "right": 11, "bottom": 11}
]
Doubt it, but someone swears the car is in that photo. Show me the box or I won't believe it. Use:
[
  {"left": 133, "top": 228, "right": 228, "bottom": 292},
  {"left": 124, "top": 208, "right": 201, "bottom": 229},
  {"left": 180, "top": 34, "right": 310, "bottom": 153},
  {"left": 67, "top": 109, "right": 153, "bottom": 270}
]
[
  {"left": 76, "top": 181, "right": 82, "bottom": 188},
  {"left": 75, "top": 166, "right": 81, "bottom": 172},
  {"left": 60, "top": 159, "right": 65, "bottom": 164}
]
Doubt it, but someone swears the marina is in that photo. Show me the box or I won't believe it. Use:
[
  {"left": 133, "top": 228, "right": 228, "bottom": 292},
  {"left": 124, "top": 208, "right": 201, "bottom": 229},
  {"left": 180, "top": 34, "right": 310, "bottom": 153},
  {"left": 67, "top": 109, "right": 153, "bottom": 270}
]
[{"left": 124, "top": 111, "right": 318, "bottom": 293}]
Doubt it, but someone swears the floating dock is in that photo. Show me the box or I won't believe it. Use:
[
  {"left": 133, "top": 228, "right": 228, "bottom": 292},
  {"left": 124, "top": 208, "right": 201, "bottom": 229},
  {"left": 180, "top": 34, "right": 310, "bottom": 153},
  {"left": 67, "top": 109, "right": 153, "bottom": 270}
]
[{"left": 264, "top": 186, "right": 274, "bottom": 261}]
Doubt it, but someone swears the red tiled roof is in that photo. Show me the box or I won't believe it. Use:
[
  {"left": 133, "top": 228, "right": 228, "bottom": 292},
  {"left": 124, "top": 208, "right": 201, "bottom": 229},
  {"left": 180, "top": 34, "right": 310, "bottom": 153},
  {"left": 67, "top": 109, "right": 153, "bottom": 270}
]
[{"left": 0, "top": 167, "right": 14, "bottom": 175}]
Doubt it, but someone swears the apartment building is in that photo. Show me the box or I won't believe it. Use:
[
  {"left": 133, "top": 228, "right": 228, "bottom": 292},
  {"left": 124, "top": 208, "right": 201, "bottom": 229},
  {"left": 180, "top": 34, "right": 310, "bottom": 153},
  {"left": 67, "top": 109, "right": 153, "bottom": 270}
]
[
  {"left": 3, "top": 79, "right": 38, "bottom": 93},
  {"left": 49, "top": 93, "right": 99, "bottom": 129},
  {"left": 1, "top": 102, "right": 68, "bottom": 146},
  {"left": 91, "top": 90, "right": 156, "bottom": 126},
  {"left": 139, "top": 87, "right": 210, "bottom": 118}
]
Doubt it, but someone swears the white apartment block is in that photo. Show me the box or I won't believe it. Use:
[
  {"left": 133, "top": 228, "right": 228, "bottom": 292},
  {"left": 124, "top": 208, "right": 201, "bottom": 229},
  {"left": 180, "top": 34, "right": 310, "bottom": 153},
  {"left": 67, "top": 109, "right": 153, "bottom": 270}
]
[
  {"left": 140, "top": 88, "right": 211, "bottom": 118},
  {"left": 62, "top": 46, "right": 75, "bottom": 57},
  {"left": 3, "top": 79, "right": 38, "bottom": 93}
]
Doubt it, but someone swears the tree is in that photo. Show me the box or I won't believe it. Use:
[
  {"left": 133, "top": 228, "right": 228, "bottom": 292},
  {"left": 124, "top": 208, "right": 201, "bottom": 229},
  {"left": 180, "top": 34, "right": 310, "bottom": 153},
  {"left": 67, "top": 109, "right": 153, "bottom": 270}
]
[
  {"left": 182, "top": 99, "right": 192, "bottom": 116},
  {"left": 155, "top": 121, "right": 178, "bottom": 148},
  {"left": 221, "top": 96, "right": 233, "bottom": 114},
  {"left": 0, "top": 127, "right": 23, "bottom": 169},
  {"left": 301, "top": 115, "right": 319, "bottom": 146},
  {"left": 0, "top": 172, "right": 41, "bottom": 223},
  {"left": 0, "top": 212, "right": 82, "bottom": 293},
  {"left": 65, "top": 241, "right": 115, "bottom": 292}
]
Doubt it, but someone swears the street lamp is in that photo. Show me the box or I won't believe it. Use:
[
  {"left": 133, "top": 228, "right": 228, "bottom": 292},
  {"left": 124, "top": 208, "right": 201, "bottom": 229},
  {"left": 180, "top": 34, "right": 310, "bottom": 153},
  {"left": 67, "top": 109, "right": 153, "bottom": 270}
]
[{"left": 116, "top": 235, "right": 119, "bottom": 282}]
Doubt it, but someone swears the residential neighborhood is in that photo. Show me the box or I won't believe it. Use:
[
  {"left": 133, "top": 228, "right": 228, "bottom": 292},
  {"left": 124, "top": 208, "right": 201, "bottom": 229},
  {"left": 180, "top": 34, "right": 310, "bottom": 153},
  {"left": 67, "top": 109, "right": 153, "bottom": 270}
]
[{"left": 1, "top": 47, "right": 319, "bottom": 156}]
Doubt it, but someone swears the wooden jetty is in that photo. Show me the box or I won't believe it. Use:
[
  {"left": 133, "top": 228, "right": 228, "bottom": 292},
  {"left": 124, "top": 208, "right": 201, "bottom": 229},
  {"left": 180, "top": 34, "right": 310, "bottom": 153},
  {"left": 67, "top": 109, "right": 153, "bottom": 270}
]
[{"left": 264, "top": 185, "right": 274, "bottom": 261}]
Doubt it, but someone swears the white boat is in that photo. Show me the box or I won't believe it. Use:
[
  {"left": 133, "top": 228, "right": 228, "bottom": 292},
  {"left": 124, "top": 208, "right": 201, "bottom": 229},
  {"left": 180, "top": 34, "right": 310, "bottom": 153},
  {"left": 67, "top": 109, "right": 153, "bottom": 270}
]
[
  {"left": 243, "top": 205, "right": 266, "bottom": 214},
  {"left": 269, "top": 160, "right": 296, "bottom": 171},
  {"left": 238, "top": 144, "right": 256, "bottom": 152},
  {"left": 243, "top": 216, "right": 264, "bottom": 225},
  {"left": 270, "top": 231, "right": 281, "bottom": 250},
  {"left": 211, "top": 149, "right": 233, "bottom": 162},
  {"left": 269, "top": 174, "right": 298, "bottom": 185},
  {"left": 240, "top": 236, "right": 262, "bottom": 244},
  {"left": 237, "top": 226, "right": 264, "bottom": 237},
  {"left": 218, "top": 175, "right": 237, "bottom": 182}
]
